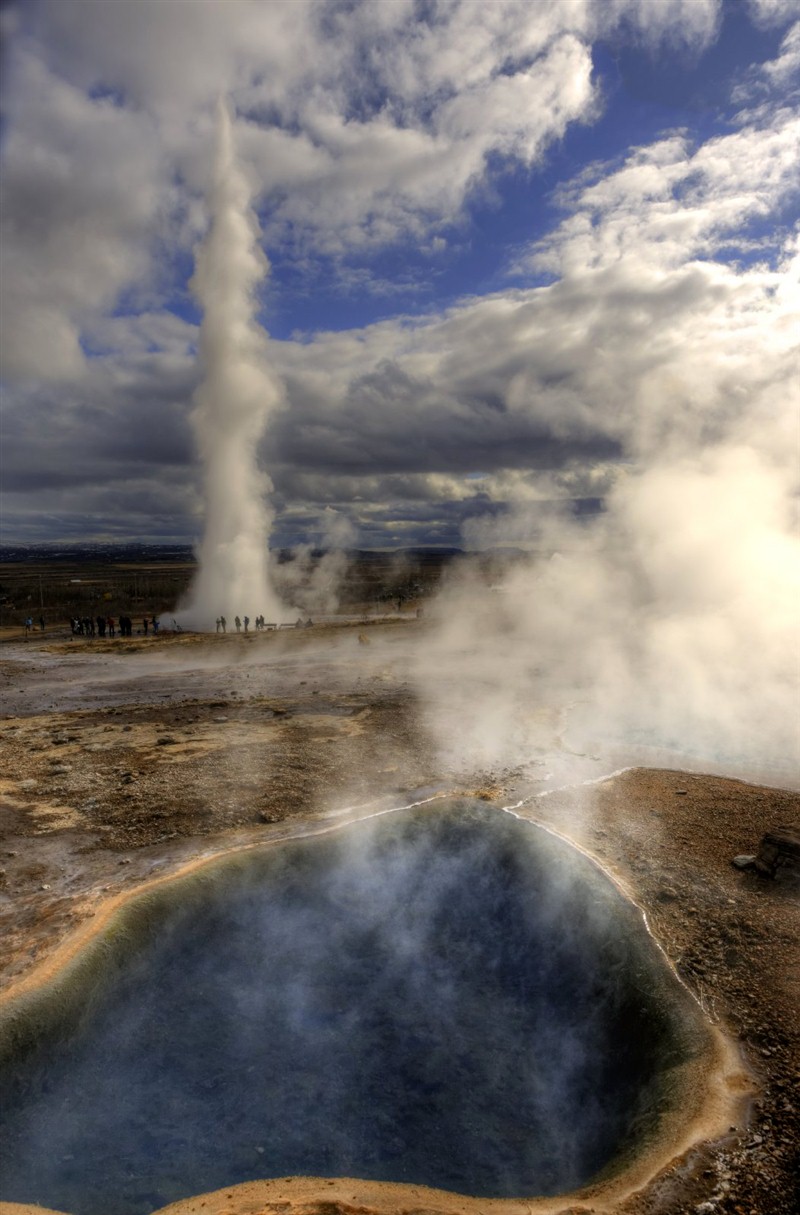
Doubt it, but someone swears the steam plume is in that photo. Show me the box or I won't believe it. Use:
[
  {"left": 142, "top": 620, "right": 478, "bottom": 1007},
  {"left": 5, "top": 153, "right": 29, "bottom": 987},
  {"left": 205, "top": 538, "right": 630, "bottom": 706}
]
[
  {"left": 415, "top": 446, "right": 800, "bottom": 788},
  {"left": 179, "top": 99, "right": 285, "bottom": 629}
]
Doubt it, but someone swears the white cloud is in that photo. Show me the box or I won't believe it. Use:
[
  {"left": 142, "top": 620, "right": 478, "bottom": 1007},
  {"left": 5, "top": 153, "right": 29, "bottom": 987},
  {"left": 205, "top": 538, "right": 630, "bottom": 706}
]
[
  {"left": 1, "top": 0, "right": 796, "bottom": 566},
  {"left": 0, "top": 48, "right": 163, "bottom": 378},
  {"left": 747, "top": 0, "right": 800, "bottom": 29},
  {"left": 0, "top": 0, "right": 728, "bottom": 381},
  {"left": 762, "top": 20, "right": 800, "bottom": 88}
]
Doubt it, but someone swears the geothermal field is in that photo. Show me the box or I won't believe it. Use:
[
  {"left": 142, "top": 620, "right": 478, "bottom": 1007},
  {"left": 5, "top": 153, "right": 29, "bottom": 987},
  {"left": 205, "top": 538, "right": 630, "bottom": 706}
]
[
  {"left": 0, "top": 579, "right": 798, "bottom": 1215},
  {"left": 3, "top": 8, "right": 799, "bottom": 1215}
]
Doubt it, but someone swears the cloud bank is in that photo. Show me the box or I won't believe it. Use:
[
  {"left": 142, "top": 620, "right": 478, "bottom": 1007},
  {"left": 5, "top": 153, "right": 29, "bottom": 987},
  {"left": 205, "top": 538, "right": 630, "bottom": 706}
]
[{"left": 1, "top": 1, "right": 796, "bottom": 554}]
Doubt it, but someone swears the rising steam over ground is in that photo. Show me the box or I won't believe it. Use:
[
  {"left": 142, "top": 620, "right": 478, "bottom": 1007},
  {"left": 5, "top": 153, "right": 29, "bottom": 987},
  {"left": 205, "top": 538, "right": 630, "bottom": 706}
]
[{"left": 413, "top": 446, "right": 800, "bottom": 787}]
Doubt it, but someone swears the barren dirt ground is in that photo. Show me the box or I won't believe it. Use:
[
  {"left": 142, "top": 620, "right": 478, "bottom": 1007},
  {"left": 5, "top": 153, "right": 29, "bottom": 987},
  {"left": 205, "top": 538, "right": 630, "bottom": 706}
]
[{"left": 0, "top": 622, "right": 797, "bottom": 1215}]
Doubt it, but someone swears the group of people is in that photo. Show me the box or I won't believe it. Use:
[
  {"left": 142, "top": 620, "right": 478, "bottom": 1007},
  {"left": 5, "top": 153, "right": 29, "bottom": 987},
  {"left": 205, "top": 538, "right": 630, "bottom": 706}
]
[
  {"left": 69, "top": 615, "right": 159, "bottom": 637},
  {"left": 215, "top": 614, "right": 275, "bottom": 633},
  {"left": 215, "top": 615, "right": 314, "bottom": 633}
]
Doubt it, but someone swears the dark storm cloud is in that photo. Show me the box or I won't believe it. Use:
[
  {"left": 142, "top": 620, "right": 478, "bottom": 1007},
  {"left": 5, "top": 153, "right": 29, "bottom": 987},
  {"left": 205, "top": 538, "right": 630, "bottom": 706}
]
[
  {"left": 3, "top": 365, "right": 195, "bottom": 491},
  {"left": 273, "top": 358, "right": 621, "bottom": 478}
]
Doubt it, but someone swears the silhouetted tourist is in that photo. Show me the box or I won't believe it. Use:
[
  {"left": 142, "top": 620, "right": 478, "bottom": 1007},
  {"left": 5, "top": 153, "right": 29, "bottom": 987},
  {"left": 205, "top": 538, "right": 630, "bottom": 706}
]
[
  {"left": 220, "top": 615, "right": 226, "bottom": 633},
  {"left": 152, "top": 616, "right": 159, "bottom": 634},
  {"left": 243, "top": 615, "right": 249, "bottom": 632},
  {"left": 107, "top": 616, "right": 115, "bottom": 638},
  {"left": 97, "top": 615, "right": 106, "bottom": 637},
  {"left": 143, "top": 617, "right": 149, "bottom": 635},
  {"left": 235, "top": 616, "right": 241, "bottom": 632},
  {"left": 39, "top": 616, "right": 45, "bottom": 632}
]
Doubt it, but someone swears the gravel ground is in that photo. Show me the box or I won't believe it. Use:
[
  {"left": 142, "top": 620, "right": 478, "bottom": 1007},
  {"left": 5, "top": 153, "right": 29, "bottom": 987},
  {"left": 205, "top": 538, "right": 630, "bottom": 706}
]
[{"left": 0, "top": 624, "right": 797, "bottom": 1215}]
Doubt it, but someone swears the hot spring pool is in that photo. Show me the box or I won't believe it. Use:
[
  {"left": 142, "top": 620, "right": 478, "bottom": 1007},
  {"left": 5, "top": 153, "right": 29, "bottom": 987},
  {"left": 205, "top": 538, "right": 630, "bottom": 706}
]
[{"left": 0, "top": 802, "right": 702, "bottom": 1215}]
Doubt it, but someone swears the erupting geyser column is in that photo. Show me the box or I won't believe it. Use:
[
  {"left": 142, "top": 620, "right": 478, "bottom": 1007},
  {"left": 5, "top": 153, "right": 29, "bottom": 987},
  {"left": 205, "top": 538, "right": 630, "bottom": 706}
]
[{"left": 179, "top": 98, "right": 285, "bottom": 630}]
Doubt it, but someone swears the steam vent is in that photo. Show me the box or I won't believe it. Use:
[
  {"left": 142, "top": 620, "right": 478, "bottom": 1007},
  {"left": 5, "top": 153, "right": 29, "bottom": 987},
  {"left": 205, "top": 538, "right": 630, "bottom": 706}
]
[{"left": 0, "top": 801, "right": 715, "bottom": 1215}]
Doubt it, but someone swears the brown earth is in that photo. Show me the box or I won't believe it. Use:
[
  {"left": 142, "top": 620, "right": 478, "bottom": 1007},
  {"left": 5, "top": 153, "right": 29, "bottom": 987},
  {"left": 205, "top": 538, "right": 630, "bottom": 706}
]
[{"left": 0, "top": 622, "right": 797, "bottom": 1215}]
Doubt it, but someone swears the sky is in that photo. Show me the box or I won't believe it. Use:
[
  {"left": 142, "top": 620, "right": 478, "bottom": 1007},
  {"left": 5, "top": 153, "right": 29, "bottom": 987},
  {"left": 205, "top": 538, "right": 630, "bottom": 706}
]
[{"left": 0, "top": 0, "right": 798, "bottom": 550}]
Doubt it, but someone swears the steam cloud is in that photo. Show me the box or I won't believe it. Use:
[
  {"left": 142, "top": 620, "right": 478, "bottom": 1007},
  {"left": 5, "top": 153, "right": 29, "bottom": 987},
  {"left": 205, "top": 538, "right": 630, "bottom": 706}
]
[
  {"left": 178, "top": 99, "right": 286, "bottom": 630},
  {"left": 414, "top": 443, "right": 800, "bottom": 788},
  {"left": 273, "top": 510, "right": 358, "bottom": 616}
]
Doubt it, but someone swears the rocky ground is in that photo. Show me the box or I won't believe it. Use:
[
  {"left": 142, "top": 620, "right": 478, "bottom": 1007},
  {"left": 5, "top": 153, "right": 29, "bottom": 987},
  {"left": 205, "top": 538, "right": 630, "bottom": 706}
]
[
  {"left": 0, "top": 622, "right": 797, "bottom": 1215},
  {"left": 528, "top": 770, "right": 799, "bottom": 1215}
]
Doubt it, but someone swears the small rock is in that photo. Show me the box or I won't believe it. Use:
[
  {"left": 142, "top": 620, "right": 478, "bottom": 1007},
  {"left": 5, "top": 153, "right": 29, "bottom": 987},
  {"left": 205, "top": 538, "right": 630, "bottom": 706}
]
[
  {"left": 732, "top": 855, "right": 756, "bottom": 869},
  {"left": 212, "top": 716, "right": 228, "bottom": 723},
  {"left": 156, "top": 736, "right": 177, "bottom": 746}
]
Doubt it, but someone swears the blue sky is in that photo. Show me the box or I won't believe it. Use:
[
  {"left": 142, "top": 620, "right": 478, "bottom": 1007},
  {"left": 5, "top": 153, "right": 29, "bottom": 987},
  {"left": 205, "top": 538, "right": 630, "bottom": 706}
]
[
  {"left": 258, "top": 3, "right": 792, "bottom": 339},
  {"left": 0, "top": 0, "right": 798, "bottom": 549}
]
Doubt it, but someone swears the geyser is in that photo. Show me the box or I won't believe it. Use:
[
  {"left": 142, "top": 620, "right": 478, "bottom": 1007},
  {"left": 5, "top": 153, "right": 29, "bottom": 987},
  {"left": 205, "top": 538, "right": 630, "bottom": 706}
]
[
  {"left": 178, "top": 99, "right": 285, "bottom": 630},
  {"left": 0, "top": 803, "right": 706, "bottom": 1215}
]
